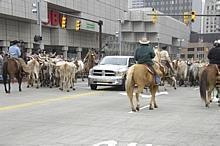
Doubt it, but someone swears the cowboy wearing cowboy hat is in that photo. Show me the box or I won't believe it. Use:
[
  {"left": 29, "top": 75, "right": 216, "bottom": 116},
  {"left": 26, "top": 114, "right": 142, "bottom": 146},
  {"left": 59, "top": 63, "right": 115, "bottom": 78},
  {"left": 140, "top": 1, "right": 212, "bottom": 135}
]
[
  {"left": 160, "top": 46, "right": 175, "bottom": 75},
  {"left": 134, "top": 38, "right": 161, "bottom": 85}
]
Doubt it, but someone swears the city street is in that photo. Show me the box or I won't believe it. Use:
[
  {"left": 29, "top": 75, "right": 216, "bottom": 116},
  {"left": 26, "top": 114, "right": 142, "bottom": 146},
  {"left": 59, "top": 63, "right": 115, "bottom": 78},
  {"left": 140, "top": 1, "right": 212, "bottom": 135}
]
[{"left": 0, "top": 80, "right": 220, "bottom": 146}]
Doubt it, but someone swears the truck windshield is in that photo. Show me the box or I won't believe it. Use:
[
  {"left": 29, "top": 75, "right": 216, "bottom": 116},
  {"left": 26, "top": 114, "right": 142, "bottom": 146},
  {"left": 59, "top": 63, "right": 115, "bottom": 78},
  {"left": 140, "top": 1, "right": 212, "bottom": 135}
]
[{"left": 100, "top": 57, "right": 127, "bottom": 65}]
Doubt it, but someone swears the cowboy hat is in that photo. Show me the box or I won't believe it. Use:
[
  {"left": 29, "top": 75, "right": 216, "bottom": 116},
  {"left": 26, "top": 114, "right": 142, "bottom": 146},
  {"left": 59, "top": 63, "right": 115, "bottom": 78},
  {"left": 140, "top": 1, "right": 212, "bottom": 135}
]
[{"left": 139, "top": 38, "right": 150, "bottom": 44}]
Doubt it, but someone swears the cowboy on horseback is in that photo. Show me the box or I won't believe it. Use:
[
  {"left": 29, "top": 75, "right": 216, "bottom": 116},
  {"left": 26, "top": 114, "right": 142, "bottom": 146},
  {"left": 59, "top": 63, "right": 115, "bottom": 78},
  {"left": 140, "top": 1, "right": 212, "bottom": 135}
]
[
  {"left": 199, "top": 40, "right": 220, "bottom": 107},
  {"left": 160, "top": 46, "right": 175, "bottom": 75},
  {"left": 8, "top": 40, "right": 30, "bottom": 74},
  {"left": 134, "top": 38, "right": 161, "bottom": 85},
  {"left": 208, "top": 40, "right": 220, "bottom": 90},
  {"left": 208, "top": 40, "right": 220, "bottom": 65}
]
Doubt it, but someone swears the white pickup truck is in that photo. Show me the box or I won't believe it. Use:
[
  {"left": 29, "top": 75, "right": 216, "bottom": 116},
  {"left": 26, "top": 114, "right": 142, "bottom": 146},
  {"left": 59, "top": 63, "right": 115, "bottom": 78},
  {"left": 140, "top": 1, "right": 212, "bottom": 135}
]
[{"left": 88, "top": 56, "right": 136, "bottom": 90}]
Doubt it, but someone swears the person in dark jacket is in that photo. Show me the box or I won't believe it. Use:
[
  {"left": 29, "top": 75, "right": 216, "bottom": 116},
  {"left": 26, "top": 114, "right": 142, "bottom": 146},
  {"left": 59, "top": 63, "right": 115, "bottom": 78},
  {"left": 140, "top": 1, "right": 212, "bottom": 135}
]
[
  {"left": 134, "top": 38, "right": 160, "bottom": 85},
  {"left": 208, "top": 40, "right": 220, "bottom": 64}
]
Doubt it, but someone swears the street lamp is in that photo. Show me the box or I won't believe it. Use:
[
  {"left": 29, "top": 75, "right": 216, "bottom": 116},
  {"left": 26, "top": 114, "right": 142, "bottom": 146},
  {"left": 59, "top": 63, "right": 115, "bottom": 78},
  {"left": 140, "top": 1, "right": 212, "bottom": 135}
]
[
  {"left": 32, "top": 0, "right": 44, "bottom": 50},
  {"left": 177, "top": 39, "right": 184, "bottom": 59},
  {"left": 117, "top": 19, "right": 122, "bottom": 55}
]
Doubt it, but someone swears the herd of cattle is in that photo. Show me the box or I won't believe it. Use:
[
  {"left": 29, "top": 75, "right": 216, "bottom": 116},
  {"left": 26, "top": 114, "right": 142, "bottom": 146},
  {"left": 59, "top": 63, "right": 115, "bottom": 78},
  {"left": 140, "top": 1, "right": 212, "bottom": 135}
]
[
  {"left": 172, "top": 59, "right": 207, "bottom": 87},
  {"left": 26, "top": 55, "right": 85, "bottom": 92},
  {"left": 24, "top": 53, "right": 208, "bottom": 93}
]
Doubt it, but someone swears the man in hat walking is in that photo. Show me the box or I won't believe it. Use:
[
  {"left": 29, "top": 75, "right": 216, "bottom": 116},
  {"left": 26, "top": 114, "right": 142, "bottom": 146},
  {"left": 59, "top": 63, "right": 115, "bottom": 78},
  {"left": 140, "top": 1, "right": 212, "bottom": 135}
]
[{"left": 134, "top": 38, "right": 161, "bottom": 85}]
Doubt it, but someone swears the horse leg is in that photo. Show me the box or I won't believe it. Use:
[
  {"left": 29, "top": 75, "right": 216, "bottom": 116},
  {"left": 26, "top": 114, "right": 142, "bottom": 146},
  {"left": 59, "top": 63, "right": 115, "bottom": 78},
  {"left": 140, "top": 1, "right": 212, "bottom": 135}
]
[
  {"left": 171, "top": 76, "right": 177, "bottom": 90},
  {"left": 148, "top": 87, "right": 154, "bottom": 110},
  {"left": 81, "top": 71, "right": 84, "bottom": 81},
  {"left": 127, "top": 86, "right": 136, "bottom": 112},
  {"left": 3, "top": 74, "right": 8, "bottom": 93},
  {"left": 205, "top": 90, "right": 212, "bottom": 107},
  {"left": 8, "top": 76, "right": 11, "bottom": 93},
  {"left": 150, "top": 85, "right": 159, "bottom": 109},
  {"left": 16, "top": 74, "right": 22, "bottom": 92},
  {"left": 135, "top": 93, "right": 140, "bottom": 111},
  {"left": 136, "top": 85, "right": 145, "bottom": 111}
]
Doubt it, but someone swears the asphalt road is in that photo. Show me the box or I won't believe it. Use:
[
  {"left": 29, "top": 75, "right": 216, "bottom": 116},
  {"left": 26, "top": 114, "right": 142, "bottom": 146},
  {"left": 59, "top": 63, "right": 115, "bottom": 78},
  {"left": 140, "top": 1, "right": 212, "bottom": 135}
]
[{"left": 0, "top": 80, "right": 220, "bottom": 146}]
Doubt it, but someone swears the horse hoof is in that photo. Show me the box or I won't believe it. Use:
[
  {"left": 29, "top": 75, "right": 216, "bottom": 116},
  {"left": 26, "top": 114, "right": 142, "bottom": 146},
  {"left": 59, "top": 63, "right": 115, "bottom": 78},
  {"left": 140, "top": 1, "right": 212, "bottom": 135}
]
[
  {"left": 19, "top": 89, "right": 22, "bottom": 92},
  {"left": 210, "top": 100, "right": 212, "bottom": 103},
  {"left": 72, "top": 88, "right": 76, "bottom": 91},
  {"left": 136, "top": 107, "right": 140, "bottom": 111},
  {"left": 50, "top": 86, "right": 52, "bottom": 88},
  {"left": 67, "top": 90, "right": 70, "bottom": 92},
  {"left": 205, "top": 104, "right": 209, "bottom": 108},
  {"left": 154, "top": 105, "right": 158, "bottom": 108},
  {"left": 27, "top": 85, "right": 29, "bottom": 88},
  {"left": 59, "top": 88, "right": 63, "bottom": 91},
  {"left": 218, "top": 100, "right": 220, "bottom": 103},
  {"left": 36, "top": 86, "right": 39, "bottom": 89},
  {"left": 149, "top": 107, "right": 154, "bottom": 110},
  {"left": 131, "top": 109, "right": 136, "bottom": 112}
]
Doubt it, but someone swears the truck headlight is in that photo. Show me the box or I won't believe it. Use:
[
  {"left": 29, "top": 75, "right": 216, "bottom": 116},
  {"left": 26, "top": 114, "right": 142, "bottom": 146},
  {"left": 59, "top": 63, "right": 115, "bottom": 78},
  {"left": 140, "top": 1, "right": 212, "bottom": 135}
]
[{"left": 116, "top": 71, "right": 125, "bottom": 77}]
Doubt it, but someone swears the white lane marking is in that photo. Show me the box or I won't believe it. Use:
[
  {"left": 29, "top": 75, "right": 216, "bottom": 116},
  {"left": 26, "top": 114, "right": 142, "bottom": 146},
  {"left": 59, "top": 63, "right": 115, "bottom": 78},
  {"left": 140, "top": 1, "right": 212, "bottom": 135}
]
[
  {"left": 93, "top": 140, "right": 117, "bottom": 146},
  {"left": 93, "top": 140, "right": 152, "bottom": 146},
  {"left": 128, "top": 105, "right": 150, "bottom": 113},
  {"left": 127, "top": 143, "right": 137, "bottom": 146},
  {"left": 120, "top": 91, "right": 168, "bottom": 98}
]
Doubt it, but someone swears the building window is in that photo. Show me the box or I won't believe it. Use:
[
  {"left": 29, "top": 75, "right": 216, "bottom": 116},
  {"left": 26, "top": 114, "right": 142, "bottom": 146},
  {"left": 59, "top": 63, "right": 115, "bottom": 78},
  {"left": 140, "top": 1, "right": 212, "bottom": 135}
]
[
  {"left": 188, "top": 48, "right": 194, "bottom": 51},
  {"left": 180, "top": 54, "right": 185, "bottom": 58},
  {"left": 197, "top": 48, "right": 204, "bottom": 51},
  {"left": 187, "top": 54, "right": 194, "bottom": 58}
]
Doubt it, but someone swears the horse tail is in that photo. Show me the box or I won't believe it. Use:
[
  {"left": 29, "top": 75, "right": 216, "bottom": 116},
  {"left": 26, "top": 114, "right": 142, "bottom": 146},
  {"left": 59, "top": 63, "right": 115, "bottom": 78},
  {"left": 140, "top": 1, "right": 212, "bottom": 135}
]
[
  {"left": 199, "top": 69, "right": 208, "bottom": 101},
  {"left": 126, "top": 65, "right": 135, "bottom": 98}
]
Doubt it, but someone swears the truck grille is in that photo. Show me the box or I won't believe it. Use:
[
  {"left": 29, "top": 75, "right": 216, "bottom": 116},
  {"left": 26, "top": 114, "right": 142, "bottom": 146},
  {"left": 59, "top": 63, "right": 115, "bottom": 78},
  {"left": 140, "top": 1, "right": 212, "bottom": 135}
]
[{"left": 93, "top": 70, "right": 115, "bottom": 76}]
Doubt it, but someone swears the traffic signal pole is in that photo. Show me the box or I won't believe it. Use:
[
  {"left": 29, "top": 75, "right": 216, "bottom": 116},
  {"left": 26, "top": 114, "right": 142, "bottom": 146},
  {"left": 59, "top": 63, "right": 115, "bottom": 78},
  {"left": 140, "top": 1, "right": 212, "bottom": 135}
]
[
  {"left": 98, "top": 20, "right": 103, "bottom": 59},
  {"left": 60, "top": 12, "right": 103, "bottom": 59},
  {"left": 37, "top": 0, "right": 43, "bottom": 50}
]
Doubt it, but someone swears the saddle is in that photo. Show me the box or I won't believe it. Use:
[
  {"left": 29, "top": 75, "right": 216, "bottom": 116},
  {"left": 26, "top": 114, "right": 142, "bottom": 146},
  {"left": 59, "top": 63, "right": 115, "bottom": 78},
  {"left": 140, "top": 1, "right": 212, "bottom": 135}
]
[{"left": 144, "top": 64, "right": 154, "bottom": 75}]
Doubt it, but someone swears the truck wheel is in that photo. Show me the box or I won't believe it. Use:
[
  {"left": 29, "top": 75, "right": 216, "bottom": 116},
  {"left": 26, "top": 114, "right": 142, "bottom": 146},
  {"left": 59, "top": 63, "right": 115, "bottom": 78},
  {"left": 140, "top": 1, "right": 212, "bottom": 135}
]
[{"left": 90, "top": 84, "right": 97, "bottom": 90}]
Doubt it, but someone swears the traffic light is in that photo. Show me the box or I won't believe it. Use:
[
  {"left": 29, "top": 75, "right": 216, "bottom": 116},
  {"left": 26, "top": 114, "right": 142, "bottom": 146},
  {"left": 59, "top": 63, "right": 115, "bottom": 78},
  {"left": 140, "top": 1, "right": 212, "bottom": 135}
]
[
  {"left": 183, "top": 12, "right": 189, "bottom": 25},
  {"left": 75, "top": 19, "right": 81, "bottom": 31},
  {"left": 61, "top": 15, "right": 67, "bottom": 28},
  {"left": 191, "top": 11, "right": 196, "bottom": 23},
  {"left": 152, "top": 8, "right": 157, "bottom": 24}
]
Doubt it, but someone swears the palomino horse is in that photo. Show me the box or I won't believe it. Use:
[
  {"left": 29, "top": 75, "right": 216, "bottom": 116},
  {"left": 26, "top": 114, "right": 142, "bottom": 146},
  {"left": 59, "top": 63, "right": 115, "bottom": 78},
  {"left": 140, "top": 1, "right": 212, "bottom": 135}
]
[
  {"left": 126, "top": 64, "right": 162, "bottom": 111},
  {"left": 153, "top": 48, "right": 177, "bottom": 90},
  {"left": 2, "top": 56, "right": 23, "bottom": 93},
  {"left": 200, "top": 64, "right": 220, "bottom": 107},
  {"left": 83, "top": 50, "right": 98, "bottom": 75}
]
